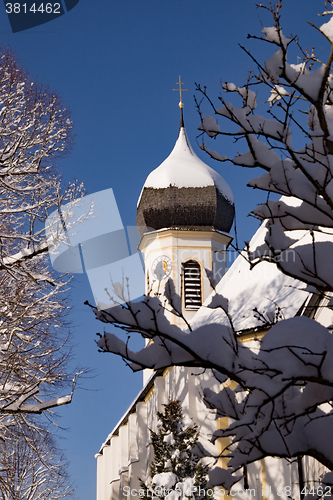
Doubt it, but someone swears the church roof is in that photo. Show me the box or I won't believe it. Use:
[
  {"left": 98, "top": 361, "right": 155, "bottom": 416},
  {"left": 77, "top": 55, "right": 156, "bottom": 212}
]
[
  {"left": 136, "top": 120, "right": 235, "bottom": 237},
  {"left": 138, "top": 126, "right": 234, "bottom": 200},
  {"left": 191, "top": 224, "right": 311, "bottom": 333}
]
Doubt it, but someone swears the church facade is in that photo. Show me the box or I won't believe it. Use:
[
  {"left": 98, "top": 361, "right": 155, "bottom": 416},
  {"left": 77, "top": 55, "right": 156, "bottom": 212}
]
[{"left": 95, "top": 105, "right": 332, "bottom": 500}]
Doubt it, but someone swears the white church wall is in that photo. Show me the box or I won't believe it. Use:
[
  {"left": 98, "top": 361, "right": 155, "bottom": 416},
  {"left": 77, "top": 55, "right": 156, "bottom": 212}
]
[
  {"left": 110, "top": 477, "right": 120, "bottom": 500},
  {"left": 165, "top": 366, "right": 189, "bottom": 405},
  {"left": 126, "top": 401, "right": 149, "bottom": 493},
  {"left": 103, "top": 442, "right": 113, "bottom": 500},
  {"left": 96, "top": 362, "right": 327, "bottom": 500},
  {"left": 261, "top": 457, "right": 297, "bottom": 500},
  {"left": 155, "top": 376, "right": 166, "bottom": 411},
  {"left": 145, "top": 390, "right": 156, "bottom": 481},
  {"left": 119, "top": 470, "right": 129, "bottom": 500},
  {"left": 143, "top": 368, "right": 154, "bottom": 387},
  {"left": 191, "top": 368, "right": 222, "bottom": 458},
  {"left": 188, "top": 367, "right": 198, "bottom": 421},
  {"left": 96, "top": 453, "right": 104, "bottom": 500},
  {"left": 96, "top": 367, "right": 221, "bottom": 499},
  {"left": 110, "top": 435, "right": 120, "bottom": 485},
  {"left": 136, "top": 401, "right": 148, "bottom": 478},
  {"left": 119, "top": 425, "right": 129, "bottom": 477},
  {"left": 128, "top": 413, "right": 139, "bottom": 465},
  {"left": 246, "top": 462, "right": 262, "bottom": 498},
  {"left": 303, "top": 455, "right": 328, "bottom": 492}
]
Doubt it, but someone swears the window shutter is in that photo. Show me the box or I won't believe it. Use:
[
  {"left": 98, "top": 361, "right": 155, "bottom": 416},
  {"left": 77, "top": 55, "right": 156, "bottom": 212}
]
[{"left": 183, "top": 260, "right": 202, "bottom": 310}]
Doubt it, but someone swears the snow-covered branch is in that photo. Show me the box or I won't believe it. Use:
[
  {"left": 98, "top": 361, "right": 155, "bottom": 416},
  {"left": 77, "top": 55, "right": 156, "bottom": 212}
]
[
  {"left": 0, "top": 46, "right": 84, "bottom": 420},
  {"left": 93, "top": 3, "right": 333, "bottom": 492},
  {"left": 196, "top": 3, "right": 333, "bottom": 292},
  {"left": 0, "top": 422, "right": 74, "bottom": 499},
  {"left": 93, "top": 288, "right": 333, "bottom": 487}
]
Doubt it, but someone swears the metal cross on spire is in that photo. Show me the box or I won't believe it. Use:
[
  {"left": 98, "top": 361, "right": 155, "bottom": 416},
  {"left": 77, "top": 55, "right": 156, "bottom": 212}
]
[{"left": 173, "top": 75, "right": 188, "bottom": 109}]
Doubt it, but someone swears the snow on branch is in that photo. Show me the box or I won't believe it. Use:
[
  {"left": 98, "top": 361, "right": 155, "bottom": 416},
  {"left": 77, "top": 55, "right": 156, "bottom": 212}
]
[
  {"left": 0, "top": 46, "right": 84, "bottom": 427},
  {"left": 196, "top": 2, "right": 333, "bottom": 292},
  {"left": 0, "top": 372, "right": 81, "bottom": 414},
  {"left": 94, "top": 287, "right": 333, "bottom": 486}
]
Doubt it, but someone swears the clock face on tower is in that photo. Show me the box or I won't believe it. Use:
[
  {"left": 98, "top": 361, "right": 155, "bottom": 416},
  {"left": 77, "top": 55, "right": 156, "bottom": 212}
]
[{"left": 151, "top": 255, "right": 172, "bottom": 281}]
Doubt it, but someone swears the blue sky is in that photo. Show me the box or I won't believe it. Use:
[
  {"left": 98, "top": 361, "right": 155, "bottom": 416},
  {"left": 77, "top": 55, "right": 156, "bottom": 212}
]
[{"left": 0, "top": 1, "right": 328, "bottom": 498}]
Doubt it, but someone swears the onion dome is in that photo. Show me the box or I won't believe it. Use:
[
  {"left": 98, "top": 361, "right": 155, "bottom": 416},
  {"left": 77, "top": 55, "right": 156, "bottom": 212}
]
[{"left": 137, "top": 113, "right": 235, "bottom": 238}]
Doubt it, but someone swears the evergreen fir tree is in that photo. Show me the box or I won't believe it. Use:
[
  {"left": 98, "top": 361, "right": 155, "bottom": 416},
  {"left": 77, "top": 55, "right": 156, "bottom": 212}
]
[{"left": 140, "top": 400, "right": 211, "bottom": 500}]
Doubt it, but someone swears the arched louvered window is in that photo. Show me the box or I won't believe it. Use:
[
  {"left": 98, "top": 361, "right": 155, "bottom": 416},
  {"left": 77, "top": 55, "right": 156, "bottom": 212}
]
[{"left": 183, "top": 260, "right": 202, "bottom": 310}]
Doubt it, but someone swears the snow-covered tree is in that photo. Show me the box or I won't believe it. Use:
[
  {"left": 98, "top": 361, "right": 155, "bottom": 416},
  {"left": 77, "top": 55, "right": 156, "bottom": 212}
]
[
  {"left": 0, "top": 422, "right": 74, "bottom": 500},
  {"left": 140, "top": 400, "right": 210, "bottom": 500},
  {"left": 93, "top": 2, "right": 333, "bottom": 497},
  {"left": 0, "top": 46, "right": 83, "bottom": 418},
  {"left": 196, "top": 0, "right": 333, "bottom": 294},
  {"left": 0, "top": 43, "right": 84, "bottom": 498}
]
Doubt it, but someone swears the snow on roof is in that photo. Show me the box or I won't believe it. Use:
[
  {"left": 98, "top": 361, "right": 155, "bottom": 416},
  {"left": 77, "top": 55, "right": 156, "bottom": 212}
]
[
  {"left": 139, "top": 127, "right": 234, "bottom": 204},
  {"left": 191, "top": 225, "right": 309, "bottom": 333}
]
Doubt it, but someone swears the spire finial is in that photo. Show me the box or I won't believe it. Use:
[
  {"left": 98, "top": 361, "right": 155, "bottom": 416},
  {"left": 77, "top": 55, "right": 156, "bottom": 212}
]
[
  {"left": 173, "top": 75, "right": 187, "bottom": 130},
  {"left": 173, "top": 75, "right": 187, "bottom": 109}
]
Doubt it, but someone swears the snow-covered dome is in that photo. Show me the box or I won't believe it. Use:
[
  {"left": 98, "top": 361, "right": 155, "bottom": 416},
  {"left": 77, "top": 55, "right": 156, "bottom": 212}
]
[{"left": 137, "top": 118, "right": 235, "bottom": 237}]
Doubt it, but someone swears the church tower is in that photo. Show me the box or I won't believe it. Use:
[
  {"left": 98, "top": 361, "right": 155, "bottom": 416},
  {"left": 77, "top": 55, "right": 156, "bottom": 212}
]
[{"left": 137, "top": 93, "right": 234, "bottom": 332}]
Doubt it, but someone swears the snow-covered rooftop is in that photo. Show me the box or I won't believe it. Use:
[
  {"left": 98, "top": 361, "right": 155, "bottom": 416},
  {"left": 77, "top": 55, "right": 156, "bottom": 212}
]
[{"left": 138, "top": 126, "right": 234, "bottom": 205}]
